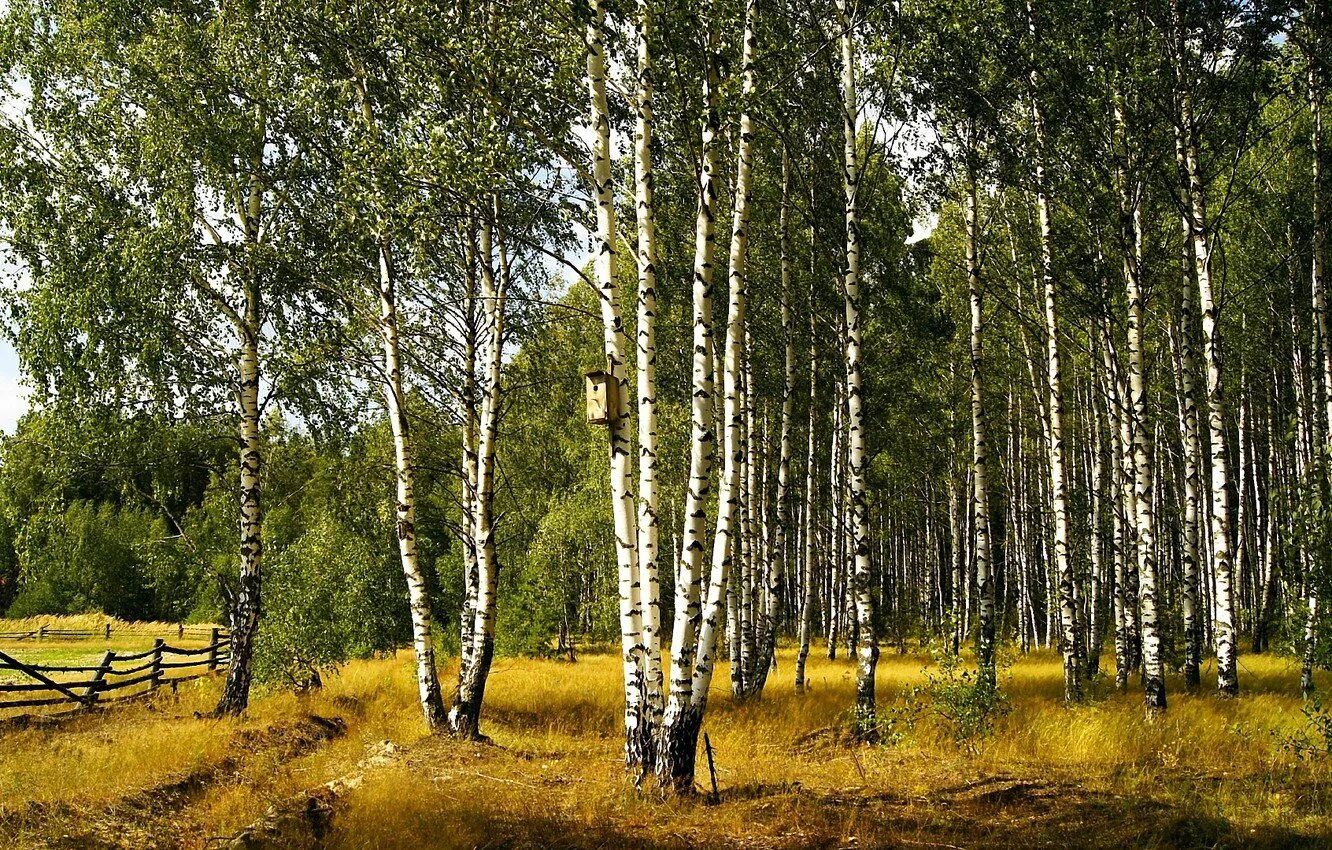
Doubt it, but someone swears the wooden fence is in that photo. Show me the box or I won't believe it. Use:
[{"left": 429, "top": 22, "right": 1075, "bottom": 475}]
[
  {"left": 0, "top": 623, "right": 222, "bottom": 642},
  {"left": 0, "top": 629, "right": 232, "bottom": 720}
]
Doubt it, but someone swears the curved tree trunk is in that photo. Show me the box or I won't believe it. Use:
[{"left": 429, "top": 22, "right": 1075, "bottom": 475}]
[
  {"left": 452, "top": 206, "right": 508, "bottom": 739},
  {"left": 684, "top": 0, "right": 758, "bottom": 783},
  {"left": 351, "top": 74, "right": 448, "bottom": 733},
  {"left": 378, "top": 237, "right": 448, "bottom": 732},
  {"left": 657, "top": 7, "right": 722, "bottom": 792}
]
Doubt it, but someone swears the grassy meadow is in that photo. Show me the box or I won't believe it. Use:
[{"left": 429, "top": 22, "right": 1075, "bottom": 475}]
[{"left": 1, "top": 642, "right": 1331, "bottom": 848}]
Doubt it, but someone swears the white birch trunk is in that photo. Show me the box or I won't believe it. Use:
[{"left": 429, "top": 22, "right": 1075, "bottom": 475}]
[
  {"left": 1171, "top": 252, "right": 1204, "bottom": 690},
  {"left": 347, "top": 83, "right": 446, "bottom": 730},
  {"left": 657, "top": 9, "right": 722, "bottom": 791},
  {"left": 836, "top": 0, "right": 877, "bottom": 737},
  {"left": 458, "top": 223, "right": 481, "bottom": 685},
  {"left": 1124, "top": 193, "right": 1165, "bottom": 709},
  {"left": 1306, "top": 14, "right": 1329, "bottom": 694},
  {"left": 452, "top": 205, "right": 508, "bottom": 739},
  {"left": 378, "top": 238, "right": 448, "bottom": 731},
  {"left": 965, "top": 172, "right": 996, "bottom": 687},
  {"left": 1179, "top": 80, "right": 1239, "bottom": 697},
  {"left": 689, "top": 0, "right": 757, "bottom": 725},
  {"left": 796, "top": 327, "right": 818, "bottom": 691},
  {"left": 215, "top": 133, "right": 266, "bottom": 717},
  {"left": 633, "top": 0, "right": 664, "bottom": 743},
  {"left": 586, "top": 0, "right": 648, "bottom": 763},
  {"left": 759, "top": 159, "right": 794, "bottom": 693},
  {"left": 1029, "top": 103, "right": 1083, "bottom": 702},
  {"left": 216, "top": 271, "right": 263, "bottom": 716}
]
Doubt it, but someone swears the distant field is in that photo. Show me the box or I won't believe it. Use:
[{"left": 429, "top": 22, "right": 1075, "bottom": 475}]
[{"left": 0, "top": 617, "right": 227, "bottom": 715}]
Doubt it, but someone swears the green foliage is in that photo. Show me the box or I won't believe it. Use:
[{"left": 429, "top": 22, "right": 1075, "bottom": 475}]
[
  {"left": 889, "top": 646, "right": 1012, "bottom": 753},
  {"left": 7, "top": 500, "right": 199, "bottom": 621},
  {"left": 1278, "top": 695, "right": 1332, "bottom": 761},
  {"left": 254, "top": 515, "right": 407, "bottom": 688}
]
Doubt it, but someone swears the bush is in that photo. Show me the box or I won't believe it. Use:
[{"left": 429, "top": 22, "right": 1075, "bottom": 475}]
[
  {"left": 890, "top": 645, "right": 1011, "bottom": 752},
  {"left": 1279, "top": 694, "right": 1332, "bottom": 760},
  {"left": 254, "top": 515, "right": 408, "bottom": 688}
]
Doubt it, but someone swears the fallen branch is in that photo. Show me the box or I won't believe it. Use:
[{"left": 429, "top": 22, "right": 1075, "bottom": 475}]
[{"left": 216, "top": 738, "right": 401, "bottom": 849}]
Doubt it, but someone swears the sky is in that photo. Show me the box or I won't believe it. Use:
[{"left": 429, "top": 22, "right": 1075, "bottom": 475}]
[{"left": 0, "top": 337, "right": 26, "bottom": 436}]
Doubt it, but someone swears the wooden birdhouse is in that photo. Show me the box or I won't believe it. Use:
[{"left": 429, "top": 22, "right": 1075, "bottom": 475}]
[{"left": 585, "top": 370, "right": 613, "bottom": 425}]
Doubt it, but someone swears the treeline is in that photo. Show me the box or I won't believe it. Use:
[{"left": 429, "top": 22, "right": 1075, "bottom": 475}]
[{"left": 0, "top": 0, "right": 1327, "bottom": 794}]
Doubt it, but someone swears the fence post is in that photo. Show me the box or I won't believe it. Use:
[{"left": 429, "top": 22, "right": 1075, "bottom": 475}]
[
  {"left": 151, "top": 638, "right": 165, "bottom": 691},
  {"left": 178, "top": 623, "right": 184, "bottom": 640},
  {"left": 38, "top": 625, "right": 46, "bottom": 641},
  {"left": 105, "top": 623, "right": 112, "bottom": 640},
  {"left": 87, "top": 650, "right": 116, "bottom": 709},
  {"left": 208, "top": 628, "right": 220, "bottom": 670}
]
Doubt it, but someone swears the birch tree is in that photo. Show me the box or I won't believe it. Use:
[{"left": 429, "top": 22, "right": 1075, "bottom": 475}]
[
  {"left": 836, "top": 0, "right": 879, "bottom": 738},
  {"left": 584, "top": 0, "right": 649, "bottom": 767}
]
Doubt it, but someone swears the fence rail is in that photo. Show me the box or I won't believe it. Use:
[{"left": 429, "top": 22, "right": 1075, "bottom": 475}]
[
  {"left": 0, "top": 623, "right": 222, "bottom": 642},
  {"left": 0, "top": 629, "right": 232, "bottom": 721}
]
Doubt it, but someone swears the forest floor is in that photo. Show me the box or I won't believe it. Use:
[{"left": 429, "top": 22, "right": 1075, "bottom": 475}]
[{"left": 1, "top": 644, "right": 1331, "bottom": 849}]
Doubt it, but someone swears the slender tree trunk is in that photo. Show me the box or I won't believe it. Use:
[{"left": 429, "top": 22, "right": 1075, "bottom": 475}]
[
  {"left": 949, "top": 424, "right": 965, "bottom": 656},
  {"left": 659, "top": 0, "right": 751, "bottom": 792},
  {"left": 966, "top": 170, "right": 996, "bottom": 688},
  {"left": 1115, "top": 102, "right": 1165, "bottom": 709},
  {"left": 458, "top": 221, "right": 481, "bottom": 688},
  {"left": 755, "top": 149, "right": 795, "bottom": 695},
  {"left": 657, "top": 8, "right": 722, "bottom": 789},
  {"left": 1178, "top": 76, "right": 1239, "bottom": 696},
  {"left": 1305, "top": 4, "right": 1329, "bottom": 695},
  {"left": 373, "top": 234, "right": 449, "bottom": 731},
  {"left": 452, "top": 205, "right": 508, "bottom": 739},
  {"left": 1029, "top": 118, "right": 1083, "bottom": 701},
  {"left": 1125, "top": 202, "right": 1165, "bottom": 710},
  {"left": 693, "top": 0, "right": 757, "bottom": 707},
  {"left": 586, "top": 0, "right": 648, "bottom": 764},
  {"left": 215, "top": 271, "right": 264, "bottom": 717},
  {"left": 1087, "top": 367, "right": 1106, "bottom": 675},
  {"left": 633, "top": 0, "right": 664, "bottom": 747},
  {"left": 836, "top": 0, "right": 877, "bottom": 738},
  {"left": 1172, "top": 231, "right": 1204, "bottom": 689},
  {"left": 796, "top": 262, "right": 819, "bottom": 692}
]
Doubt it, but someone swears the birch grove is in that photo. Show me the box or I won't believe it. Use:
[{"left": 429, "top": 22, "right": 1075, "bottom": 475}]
[{"left": 6, "top": 0, "right": 1332, "bottom": 805}]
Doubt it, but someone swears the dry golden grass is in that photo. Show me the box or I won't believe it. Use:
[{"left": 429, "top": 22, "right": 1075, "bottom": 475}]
[
  {"left": 0, "top": 614, "right": 222, "bottom": 637},
  {"left": 1, "top": 645, "right": 1330, "bottom": 849}
]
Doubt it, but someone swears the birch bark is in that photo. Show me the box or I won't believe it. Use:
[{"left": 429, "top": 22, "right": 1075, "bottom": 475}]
[
  {"left": 1178, "top": 79, "right": 1240, "bottom": 697},
  {"left": 966, "top": 171, "right": 996, "bottom": 688},
  {"left": 585, "top": 0, "right": 649, "bottom": 763},
  {"left": 836, "top": 0, "right": 877, "bottom": 737},
  {"left": 633, "top": 0, "right": 664, "bottom": 741},
  {"left": 689, "top": 0, "right": 757, "bottom": 736},
  {"left": 657, "top": 5, "right": 722, "bottom": 790},
  {"left": 215, "top": 127, "right": 266, "bottom": 718}
]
